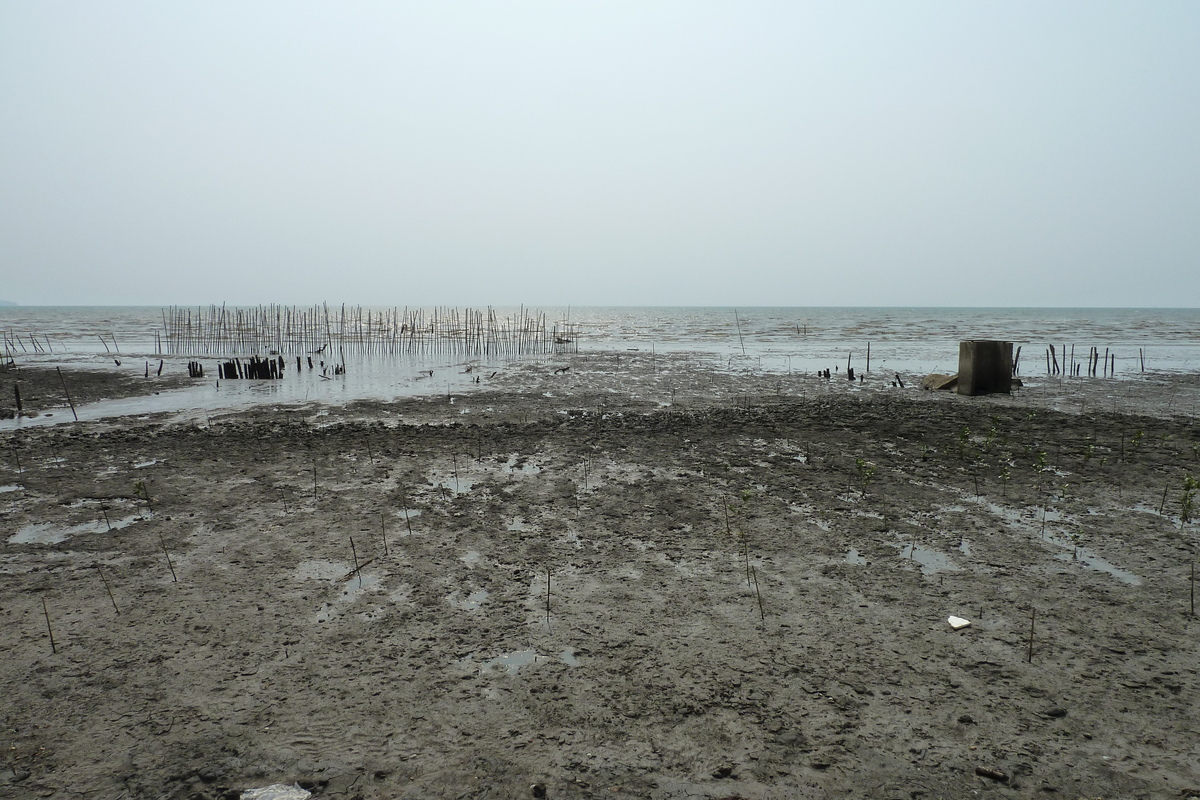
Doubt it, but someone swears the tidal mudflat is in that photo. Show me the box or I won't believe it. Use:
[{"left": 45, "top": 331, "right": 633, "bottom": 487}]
[{"left": 2, "top": 355, "right": 1199, "bottom": 799}]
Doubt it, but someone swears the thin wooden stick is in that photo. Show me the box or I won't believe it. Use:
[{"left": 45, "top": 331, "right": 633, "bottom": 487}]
[
  {"left": 1027, "top": 608, "right": 1036, "bottom": 664},
  {"left": 743, "top": 533, "right": 752, "bottom": 590},
  {"left": 95, "top": 564, "right": 120, "bottom": 615},
  {"left": 350, "top": 536, "right": 361, "bottom": 587},
  {"left": 545, "top": 567, "right": 552, "bottom": 629},
  {"left": 751, "top": 565, "right": 765, "bottom": 624},
  {"left": 380, "top": 514, "right": 388, "bottom": 557},
  {"left": 157, "top": 532, "right": 178, "bottom": 582},
  {"left": 42, "top": 597, "right": 56, "bottom": 653},
  {"left": 56, "top": 367, "right": 78, "bottom": 421}
]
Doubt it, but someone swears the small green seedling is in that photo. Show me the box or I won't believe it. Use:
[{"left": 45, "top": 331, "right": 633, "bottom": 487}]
[
  {"left": 984, "top": 419, "right": 1000, "bottom": 450},
  {"left": 133, "top": 480, "right": 153, "bottom": 512},
  {"left": 854, "top": 458, "right": 876, "bottom": 492},
  {"left": 1182, "top": 474, "right": 1197, "bottom": 528}
]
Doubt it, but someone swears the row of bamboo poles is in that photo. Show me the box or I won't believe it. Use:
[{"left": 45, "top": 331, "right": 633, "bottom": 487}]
[
  {"left": 3, "top": 331, "right": 57, "bottom": 358},
  {"left": 1045, "top": 344, "right": 1147, "bottom": 376},
  {"left": 158, "top": 304, "right": 579, "bottom": 358}
]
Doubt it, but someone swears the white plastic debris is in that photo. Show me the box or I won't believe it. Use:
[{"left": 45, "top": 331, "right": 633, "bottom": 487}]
[
  {"left": 241, "top": 784, "right": 311, "bottom": 800},
  {"left": 947, "top": 616, "right": 971, "bottom": 630}
]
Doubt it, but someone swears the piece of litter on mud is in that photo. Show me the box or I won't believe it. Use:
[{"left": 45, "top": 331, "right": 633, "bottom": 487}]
[
  {"left": 947, "top": 616, "right": 971, "bottom": 630},
  {"left": 240, "top": 784, "right": 311, "bottom": 800}
]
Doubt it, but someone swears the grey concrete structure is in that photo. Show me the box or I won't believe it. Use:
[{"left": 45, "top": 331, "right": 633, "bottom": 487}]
[{"left": 958, "top": 340, "right": 1013, "bottom": 396}]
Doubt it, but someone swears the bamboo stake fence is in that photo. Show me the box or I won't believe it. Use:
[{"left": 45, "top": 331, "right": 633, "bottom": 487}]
[{"left": 157, "top": 304, "right": 579, "bottom": 359}]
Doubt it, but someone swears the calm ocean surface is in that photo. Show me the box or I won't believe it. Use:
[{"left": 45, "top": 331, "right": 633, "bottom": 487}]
[{"left": 2, "top": 306, "right": 1197, "bottom": 425}]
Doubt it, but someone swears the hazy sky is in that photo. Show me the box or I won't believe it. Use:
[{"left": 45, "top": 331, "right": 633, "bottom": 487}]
[{"left": 2, "top": 2, "right": 1198, "bottom": 307}]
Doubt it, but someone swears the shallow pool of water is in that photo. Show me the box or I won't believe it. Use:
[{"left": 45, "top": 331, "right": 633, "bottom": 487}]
[
  {"left": 9, "top": 514, "right": 141, "bottom": 544},
  {"left": 487, "top": 649, "right": 539, "bottom": 674},
  {"left": 895, "top": 540, "right": 958, "bottom": 574},
  {"left": 1046, "top": 534, "right": 1141, "bottom": 585}
]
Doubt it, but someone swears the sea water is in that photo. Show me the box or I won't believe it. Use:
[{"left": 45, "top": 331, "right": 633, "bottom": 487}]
[{"left": 2, "top": 305, "right": 1197, "bottom": 425}]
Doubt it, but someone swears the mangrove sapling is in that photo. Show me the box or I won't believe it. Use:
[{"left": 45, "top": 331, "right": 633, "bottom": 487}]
[
  {"left": 854, "top": 458, "right": 876, "bottom": 495},
  {"left": 133, "top": 480, "right": 153, "bottom": 513},
  {"left": 999, "top": 464, "right": 1011, "bottom": 497},
  {"left": 958, "top": 426, "right": 971, "bottom": 459},
  {"left": 1181, "top": 474, "right": 1197, "bottom": 529},
  {"left": 984, "top": 420, "right": 1000, "bottom": 452}
]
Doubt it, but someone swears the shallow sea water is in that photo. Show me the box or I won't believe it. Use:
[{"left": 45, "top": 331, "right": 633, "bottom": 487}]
[{"left": 2, "top": 306, "right": 1197, "bottom": 428}]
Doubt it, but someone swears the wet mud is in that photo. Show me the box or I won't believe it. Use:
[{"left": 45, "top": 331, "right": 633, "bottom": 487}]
[{"left": 2, "top": 355, "right": 1199, "bottom": 798}]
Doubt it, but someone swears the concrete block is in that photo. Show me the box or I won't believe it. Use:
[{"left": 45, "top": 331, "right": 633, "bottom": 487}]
[{"left": 958, "top": 340, "right": 1013, "bottom": 396}]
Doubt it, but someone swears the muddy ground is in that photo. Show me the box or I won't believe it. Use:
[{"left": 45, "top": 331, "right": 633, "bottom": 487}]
[
  {"left": 1, "top": 364, "right": 193, "bottom": 419},
  {"left": 2, "top": 353, "right": 1199, "bottom": 799}
]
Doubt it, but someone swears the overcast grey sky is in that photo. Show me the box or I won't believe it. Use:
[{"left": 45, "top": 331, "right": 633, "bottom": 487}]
[{"left": 1, "top": 2, "right": 1197, "bottom": 307}]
